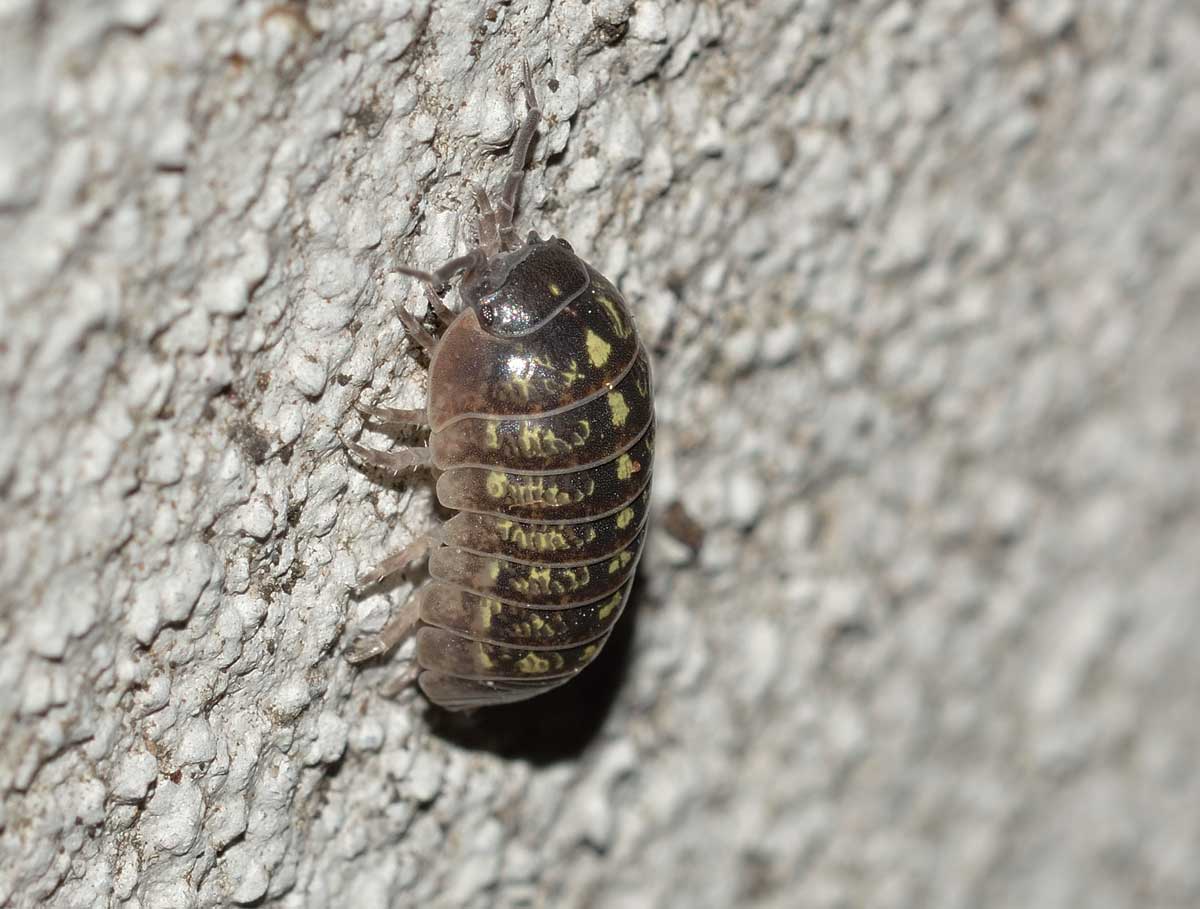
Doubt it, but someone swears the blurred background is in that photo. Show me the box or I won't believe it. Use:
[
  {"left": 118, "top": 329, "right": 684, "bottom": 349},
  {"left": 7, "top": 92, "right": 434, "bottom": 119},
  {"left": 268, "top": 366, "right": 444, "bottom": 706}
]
[{"left": 2, "top": 1, "right": 1198, "bottom": 906}]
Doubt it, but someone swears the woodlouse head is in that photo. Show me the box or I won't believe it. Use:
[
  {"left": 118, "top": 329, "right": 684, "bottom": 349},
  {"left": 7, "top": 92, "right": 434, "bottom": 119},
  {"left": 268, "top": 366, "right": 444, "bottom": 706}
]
[{"left": 465, "top": 235, "right": 588, "bottom": 339}]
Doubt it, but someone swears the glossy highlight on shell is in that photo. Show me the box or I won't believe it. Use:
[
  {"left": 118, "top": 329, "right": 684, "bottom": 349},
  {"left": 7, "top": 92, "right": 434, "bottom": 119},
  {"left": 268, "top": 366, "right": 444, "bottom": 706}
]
[{"left": 344, "top": 64, "right": 652, "bottom": 711}]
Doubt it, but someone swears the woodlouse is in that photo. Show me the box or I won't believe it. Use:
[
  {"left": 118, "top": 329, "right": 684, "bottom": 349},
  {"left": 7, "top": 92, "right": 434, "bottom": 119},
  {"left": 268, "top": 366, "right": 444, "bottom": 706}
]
[{"left": 345, "top": 65, "right": 653, "bottom": 711}]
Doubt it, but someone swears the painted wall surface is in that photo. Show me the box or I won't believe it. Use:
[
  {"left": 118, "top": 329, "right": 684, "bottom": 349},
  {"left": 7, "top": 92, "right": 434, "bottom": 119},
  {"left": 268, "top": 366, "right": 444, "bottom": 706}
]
[{"left": 3, "top": 1, "right": 1199, "bottom": 906}]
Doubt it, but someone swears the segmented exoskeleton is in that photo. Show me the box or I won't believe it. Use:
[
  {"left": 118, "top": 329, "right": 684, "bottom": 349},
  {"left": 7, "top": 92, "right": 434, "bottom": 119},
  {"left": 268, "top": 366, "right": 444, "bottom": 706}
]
[{"left": 346, "top": 64, "right": 652, "bottom": 710}]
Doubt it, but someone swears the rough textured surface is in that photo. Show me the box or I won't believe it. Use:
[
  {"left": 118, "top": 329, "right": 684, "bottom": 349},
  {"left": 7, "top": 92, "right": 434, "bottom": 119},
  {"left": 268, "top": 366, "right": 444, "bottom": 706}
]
[{"left": 3, "top": 0, "right": 1199, "bottom": 906}]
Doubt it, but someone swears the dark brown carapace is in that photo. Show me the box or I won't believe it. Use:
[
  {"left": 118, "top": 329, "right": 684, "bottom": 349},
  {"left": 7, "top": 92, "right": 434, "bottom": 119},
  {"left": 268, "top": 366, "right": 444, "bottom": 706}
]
[{"left": 345, "top": 65, "right": 653, "bottom": 710}]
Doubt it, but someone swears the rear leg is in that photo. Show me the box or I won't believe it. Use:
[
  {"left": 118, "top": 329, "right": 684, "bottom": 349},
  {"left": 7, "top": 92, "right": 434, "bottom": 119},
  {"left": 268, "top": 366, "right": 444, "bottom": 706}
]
[
  {"left": 354, "top": 533, "right": 437, "bottom": 590},
  {"left": 346, "top": 579, "right": 428, "bottom": 663},
  {"left": 346, "top": 532, "right": 440, "bottom": 662}
]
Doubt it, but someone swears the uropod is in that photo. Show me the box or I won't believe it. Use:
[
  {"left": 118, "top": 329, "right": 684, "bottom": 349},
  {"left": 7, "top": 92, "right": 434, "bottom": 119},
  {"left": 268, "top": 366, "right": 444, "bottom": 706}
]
[{"left": 345, "top": 64, "right": 653, "bottom": 711}]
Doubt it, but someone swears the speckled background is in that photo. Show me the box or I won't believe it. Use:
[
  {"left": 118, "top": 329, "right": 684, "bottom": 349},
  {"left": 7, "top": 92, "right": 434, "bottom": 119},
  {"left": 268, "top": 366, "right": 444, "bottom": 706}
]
[{"left": 3, "top": 0, "right": 1199, "bottom": 907}]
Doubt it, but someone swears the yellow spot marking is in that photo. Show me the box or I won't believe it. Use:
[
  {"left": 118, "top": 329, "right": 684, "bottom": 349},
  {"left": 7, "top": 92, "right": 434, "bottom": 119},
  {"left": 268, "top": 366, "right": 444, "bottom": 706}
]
[
  {"left": 519, "top": 424, "right": 573, "bottom": 457},
  {"left": 487, "top": 561, "right": 501, "bottom": 580},
  {"left": 534, "top": 530, "right": 569, "bottom": 552},
  {"left": 528, "top": 566, "right": 552, "bottom": 592},
  {"left": 517, "top": 652, "right": 551, "bottom": 674},
  {"left": 586, "top": 329, "right": 612, "bottom": 368},
  {"left": 478, "top": 644, "right": 494, "bottom": 670},
  {"left": 615, "top": 507, "right": 635, "bottom": 529},
  {"left": 486, "top": 471, "right": 508, "bottom": 499},
  {"left": 518, "top": 426, "right": 539, "bottom": 454},
  {"left": 513, "top": 477, "right": 572, "bottom": 507},
  {"left": 485, "top": 421, "right": 500, "bottom": 449},
  {"left": 505, "top": 376, "right": 532, "bottom": 401},
  {"left": 503, "top": 522, "right": 570, "bottom": 552},
  {"left": 597, "top": 592, "right": 621, "bottom": 621},
  {"left": 548, "top": 282, "right": 562, "bottom": 297},
  {"left": 608, "top": 392, "right": 630, "bottom": 427},
  {"left": 616, "top": 454, "right": 634, "bottom": 480},
  {"left": 560, "top": 360, "right": 582, "bottom": 384},
  {"left": 607, "top": 551, "right": 633, "bottom": 574},
  {"left": 599, "top": 297, "right": 631, "bottom": 338},
  {"left": 477, "top": 600, "right": 501, "bottom": 630},
  {"left": 541, "top": 619, "right": 560, "bottom": 640},
  {"left": 579, "top": 644, "right": 598, "bottom": 664}
]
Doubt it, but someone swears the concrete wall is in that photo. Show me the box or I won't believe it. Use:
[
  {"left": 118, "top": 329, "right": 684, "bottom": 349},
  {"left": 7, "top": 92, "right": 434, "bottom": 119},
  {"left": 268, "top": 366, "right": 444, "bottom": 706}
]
[{"left": 3, "top": 0, "right": 1199, "bottom": 906}]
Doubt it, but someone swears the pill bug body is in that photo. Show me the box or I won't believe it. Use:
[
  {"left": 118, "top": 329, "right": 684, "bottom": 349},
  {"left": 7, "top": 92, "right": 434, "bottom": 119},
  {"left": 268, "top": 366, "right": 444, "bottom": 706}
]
[{"left": 346, "top": 66, "right": 652, "bottom": 711}]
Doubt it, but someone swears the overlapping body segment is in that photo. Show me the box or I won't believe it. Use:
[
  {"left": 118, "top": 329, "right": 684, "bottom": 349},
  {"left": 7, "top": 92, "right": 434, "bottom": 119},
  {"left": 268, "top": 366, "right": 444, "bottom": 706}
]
[
  {"left": 427, "top": 255, "right": 641, "bottom": 431},
  {"left": 428, "top": 526, "right": 645, "bottom": 608},
  {"left": 429, "top": 347, "right": 653, "bottom": 472},
  {"left": 415, "top": 627, "right": 606, "bottom": 681},
  {"left": 417, "top": 451, "right": 645, "bottom": 696},
  {"left": 440, "top": 485, "right": 650, "bottom": 565},
  {"left": 419, "top": 581, "right": 632, "bottom": 650},
  {"left": 435, "top": 422, "right": 653, "bottom": 522}
]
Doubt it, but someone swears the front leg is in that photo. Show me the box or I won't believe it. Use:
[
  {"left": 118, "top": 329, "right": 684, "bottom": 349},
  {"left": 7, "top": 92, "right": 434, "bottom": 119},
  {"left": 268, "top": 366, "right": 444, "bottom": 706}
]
[{"left": 393, "top": 304, "right": 438, "bottom": 353}]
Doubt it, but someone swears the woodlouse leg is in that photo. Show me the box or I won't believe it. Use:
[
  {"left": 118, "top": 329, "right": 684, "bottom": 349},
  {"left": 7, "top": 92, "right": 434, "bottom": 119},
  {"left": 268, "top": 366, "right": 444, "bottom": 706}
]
[
  {"left": 357, "top": 403, "right": 428, "bottom": 427},
  {"left": 393, "top": 269, "right": 451, "bottom": 328},
  {"left": 472, "top": 183, "right": 501, "bottom": 258},
  {"left": 393, "top": 304, "right": 438, "bottom": 353},
  {"left": 345, "top": 439, "right": 434, "bottom": 475},
  {"left": 497, "top": 61, "right": 540, "bottom": 251},
  {"left": 426, "top": 289, "right": 456, "bottom": 326},
  {"left": 398, "top": 251, "right": 485, "bottom": 291},
  {"left": 395, "top": 248, "right": 485, "bottom": 328},
  {"left": 403, "top": 275, "right": 456, "bottom": 327},
  {"left": 355, "top": 534, "right": 436, "bottom": 589},
  {"left": 380, "top": 663, "right": 423, "bottom": 699},
  {"left": 346, "top": 580, "right": 428, "bottom": 663}
]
